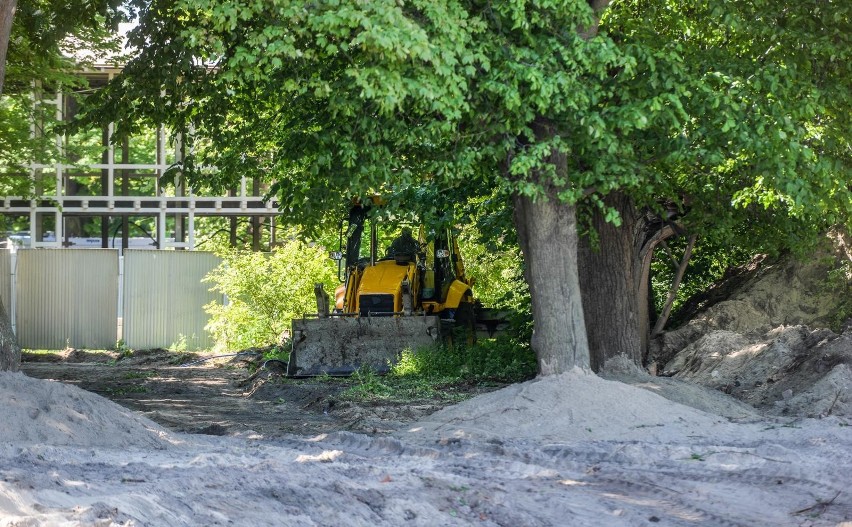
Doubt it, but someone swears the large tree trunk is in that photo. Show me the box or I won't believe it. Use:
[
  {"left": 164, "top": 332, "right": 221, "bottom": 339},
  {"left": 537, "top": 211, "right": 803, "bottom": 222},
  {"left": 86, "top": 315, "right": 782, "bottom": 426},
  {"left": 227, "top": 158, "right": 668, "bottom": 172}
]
[
  {"left": 578, "top": 192, "right": 645, "bottom": 371},
  {"left": 514, "top": 193, "right": 590, "bottom": 374},
  {"left": 0, "top": 298, "right": 19, "bottom": 371},
  {"left": 0, "top": 0, "right": 16, "bottom": 97},
  {"left": 512, "top": 119, "right": 590, "bottom": 374},
  {"left": 507, "top": 0, "right": 609, "bottom": 375},
  {"left": 578, "top": 192, "right": 681, "bottom": 371}
]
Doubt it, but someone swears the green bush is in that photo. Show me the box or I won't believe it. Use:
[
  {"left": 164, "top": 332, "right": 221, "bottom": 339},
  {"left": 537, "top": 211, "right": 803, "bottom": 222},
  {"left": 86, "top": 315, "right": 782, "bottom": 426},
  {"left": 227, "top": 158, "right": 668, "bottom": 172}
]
[
  {"left": 391, "top": 337, "right": 537, "bottom": 384},
  {"left": 204, "top": 240, "right": 337, "bottom": 351},
  {"left": 341, "top": 337, "right": 536, "bottom": 402}
]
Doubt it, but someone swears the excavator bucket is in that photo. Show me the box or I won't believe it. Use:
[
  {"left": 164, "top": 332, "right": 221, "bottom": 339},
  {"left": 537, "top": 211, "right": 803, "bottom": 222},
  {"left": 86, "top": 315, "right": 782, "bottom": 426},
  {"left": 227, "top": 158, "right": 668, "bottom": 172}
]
[{"left": 287, "top": 315, "right": 442, "bottom": 376}]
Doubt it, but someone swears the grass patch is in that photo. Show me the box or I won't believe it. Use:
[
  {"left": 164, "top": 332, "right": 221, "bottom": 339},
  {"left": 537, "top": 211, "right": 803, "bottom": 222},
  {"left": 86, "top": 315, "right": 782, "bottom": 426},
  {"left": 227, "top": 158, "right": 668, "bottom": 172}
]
[
  {"left": 102, "top": 385, "right": 148, "bottom": 396},
  {"left": 339, "top": 336, "right": 536, "bottom": 403},
  {"left": 393, "top": 337, "right": 537, "bottom": 382},
  {"left": 263, "top": 345, "right": 290, "bottom": 363},
  {"left": 340, "top": 371, "right": 474, "bottom": 404},
  {"left": 123, "top": 370, "right": 157, "bottom": 380},
  {"left": 22, "top": 349, "right": 64, "bottom": 355}
]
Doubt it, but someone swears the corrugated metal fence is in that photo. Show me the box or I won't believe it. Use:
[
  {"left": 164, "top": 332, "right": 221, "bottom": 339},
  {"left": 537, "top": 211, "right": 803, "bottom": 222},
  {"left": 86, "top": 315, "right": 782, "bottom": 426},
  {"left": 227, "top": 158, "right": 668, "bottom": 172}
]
[
  {"left": 16, "top": 249, "right": 119, "bottom": 349},
  {"left": 123, "top": 250, "right": 221, "bottom": 350},
  {"left": 0, "top": 248, "right": 222, "bottom": 350}
]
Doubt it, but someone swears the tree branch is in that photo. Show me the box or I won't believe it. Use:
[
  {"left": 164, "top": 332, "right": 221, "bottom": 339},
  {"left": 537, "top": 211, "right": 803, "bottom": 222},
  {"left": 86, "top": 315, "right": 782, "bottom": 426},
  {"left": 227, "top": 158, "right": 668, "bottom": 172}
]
[
  {"left": 579, "top": 0, "right": 611, "bottom": 40},
  {"left": 652, "top": 234, "right": 697, "bottom": 337},
  {"left": 0, "top": 0, "right": 18, "bottom": 97}
]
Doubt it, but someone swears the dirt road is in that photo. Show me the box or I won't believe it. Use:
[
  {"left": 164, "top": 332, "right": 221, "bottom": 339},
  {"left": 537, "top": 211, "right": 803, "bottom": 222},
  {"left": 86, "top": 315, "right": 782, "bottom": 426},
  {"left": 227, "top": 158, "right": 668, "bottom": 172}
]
[{"left": 20, "top": 348, "right": 489, "bottom": 438}]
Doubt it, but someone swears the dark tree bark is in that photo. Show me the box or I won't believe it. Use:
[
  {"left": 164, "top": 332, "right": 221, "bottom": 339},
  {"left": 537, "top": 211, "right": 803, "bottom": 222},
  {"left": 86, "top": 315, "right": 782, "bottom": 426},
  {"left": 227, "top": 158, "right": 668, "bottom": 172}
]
[
  {"left": 512, "top": 121, "right": 590, "bottom": 374},
  {"left": 0, "top": 0, "right": 15, "bottom": 97},
  {"left": 578, "top": 192, "right": 645, "bottom": 371},
  {"left": 0, "top": 298, "right": 19, "bottom": 371},
  {"left": 579, "top": 192, "right": 680, "bottom": 371}
]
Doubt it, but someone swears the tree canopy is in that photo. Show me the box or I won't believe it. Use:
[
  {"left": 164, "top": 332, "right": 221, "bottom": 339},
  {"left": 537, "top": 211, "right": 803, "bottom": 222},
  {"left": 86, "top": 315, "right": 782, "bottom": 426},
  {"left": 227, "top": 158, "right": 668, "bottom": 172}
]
[
  {"left": 604, "top": 0, "right": 851, "bottom": 246},
  {"left": 1, "top": 0, "right": 129, "bottom": 177}
]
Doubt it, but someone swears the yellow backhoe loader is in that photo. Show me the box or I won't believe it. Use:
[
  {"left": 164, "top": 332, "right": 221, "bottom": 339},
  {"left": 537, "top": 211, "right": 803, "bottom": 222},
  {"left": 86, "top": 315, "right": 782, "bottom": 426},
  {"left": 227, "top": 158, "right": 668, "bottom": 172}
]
[{"left": 287, "top": 200, "right": 476, "bottom": 376}]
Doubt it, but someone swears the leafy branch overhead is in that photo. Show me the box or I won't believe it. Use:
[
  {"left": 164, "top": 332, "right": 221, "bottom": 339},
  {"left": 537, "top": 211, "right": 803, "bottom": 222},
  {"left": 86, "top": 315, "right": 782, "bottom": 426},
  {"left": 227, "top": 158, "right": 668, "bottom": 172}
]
[
  {"left": 74, "top": 1, "right": 849, "bottom": 237},
  {"left": 72, "top": 2, "right": 646, "bottom": 215}
]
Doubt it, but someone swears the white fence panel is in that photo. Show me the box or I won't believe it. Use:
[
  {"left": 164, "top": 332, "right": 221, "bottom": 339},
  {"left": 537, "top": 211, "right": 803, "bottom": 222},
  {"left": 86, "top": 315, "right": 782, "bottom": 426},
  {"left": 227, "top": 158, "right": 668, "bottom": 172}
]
[
  {"left": 123, "top": 250, "right": 221, "bottom": 350},
  {"left": 16, "top": 249, "right": 119, "bottom": 349}
]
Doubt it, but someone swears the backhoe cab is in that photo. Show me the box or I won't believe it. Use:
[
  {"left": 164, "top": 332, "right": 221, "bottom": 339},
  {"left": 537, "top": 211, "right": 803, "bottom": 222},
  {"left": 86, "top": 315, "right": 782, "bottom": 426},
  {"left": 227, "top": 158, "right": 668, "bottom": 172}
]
[{"left": 287, "top": 202, "right": 475, "bottom": 376}]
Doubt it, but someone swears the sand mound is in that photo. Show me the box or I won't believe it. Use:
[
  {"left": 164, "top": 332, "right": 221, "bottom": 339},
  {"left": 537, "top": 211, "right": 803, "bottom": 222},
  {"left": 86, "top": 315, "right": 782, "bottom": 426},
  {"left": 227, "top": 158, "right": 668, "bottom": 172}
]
[
  {"left": 1, "top": 372, "right": 173, "bottom": 448},
  {"left": 2, "top": 372, "right": 851, "bottom": 526},
  {"left": 404, "top": 369, "right": 764, "bottom": 444}
]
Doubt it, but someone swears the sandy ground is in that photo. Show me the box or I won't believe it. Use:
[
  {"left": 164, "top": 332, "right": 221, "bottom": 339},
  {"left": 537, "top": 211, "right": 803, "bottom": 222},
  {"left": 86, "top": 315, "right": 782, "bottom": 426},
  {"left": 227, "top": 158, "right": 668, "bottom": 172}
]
[{"left": 2, "top": 364, "right": 851, "bottom": 526}]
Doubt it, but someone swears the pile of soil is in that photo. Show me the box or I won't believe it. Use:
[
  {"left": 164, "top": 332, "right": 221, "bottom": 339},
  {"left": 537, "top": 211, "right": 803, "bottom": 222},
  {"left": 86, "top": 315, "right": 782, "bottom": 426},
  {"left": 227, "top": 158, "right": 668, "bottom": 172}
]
[
  {"left": 650, "top": 229, "right": 852, "bottom": 418},
  {"left": 3, "top": 367, "right": 850, "bottom": 526}
]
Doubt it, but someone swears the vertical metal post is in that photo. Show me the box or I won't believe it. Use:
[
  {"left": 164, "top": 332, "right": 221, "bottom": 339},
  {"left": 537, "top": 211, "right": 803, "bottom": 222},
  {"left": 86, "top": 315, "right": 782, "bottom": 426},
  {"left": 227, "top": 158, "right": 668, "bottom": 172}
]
[
  {"left": 117, "top": 254, "right": 124, "bottom": 341},
  {"left": 121, "top": 136, "right": 129, "bottom": 249},
  {"left": 173, "top": 130, "right": 184, "bottom": 247},
  {"left": 158, "top": 125, "right": 167, "bottom": 173},
  {"left": 54, "top": 91, "right": 63, "bottom": 247},
  {"left": 54, "top": 91, "right": 62, "bottom": 201},
  {"left": 107, "top": 122, "right": 115, "bottom": 202},
  {"left": 188, "top": 211, "right": 195, "bottom": 250},
  {"left": 9, "top": 247, "right": 17, "bottom": 335},
  {"left": 28, "top": 205, "right": 36, "bottom": 248},
  {"left": 158, "top": 210, "right": 166, "bottom": 249},
  {"left": 54, "top": 210, "right": 62, "bottom": 247}
]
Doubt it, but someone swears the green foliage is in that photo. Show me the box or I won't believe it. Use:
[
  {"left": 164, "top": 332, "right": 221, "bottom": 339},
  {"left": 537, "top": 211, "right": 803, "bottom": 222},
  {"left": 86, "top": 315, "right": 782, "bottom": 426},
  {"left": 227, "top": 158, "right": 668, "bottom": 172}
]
[
  {"left": 262, "top": 345, "right": 289, "bottom": 364},
  {"left": 392, "top": 338, "right": 537, "bottom": 384},
  {"left": 73, "top": 0, "right": 634, "bottom": 228},
  {"left": 457, "top": 203, "right": 526, "bottom": 310},
  {"left": 0, "top": 97, "right": 50, "bottom": 186},
  {"left": 453, "top": 190, "right": 532, "bottom": 342},
  {"left": 4, "top": 0, "right": 127, "bottom": 93},
  {"left": 651, "top": 235, "right": 753, "bottom": 327},
  {"left": 68, "top": 0, "right": 851, "bottom": 247},
  {"left": 101, "top": 385, "right": 147, "bottom": 396},
  {"left": 822, "top": 260, "right": 852, "bottom": 333},
  {"left": 113, "top": 338, "right": 132, "bottom": 358},
  {"left": 1, "top": 0, "right": 129, "bottom": 184},
  {"left": 603, "top": 0, "right": 851, "bottom": 250},
  {"left": 345, "top": 368, "right": 393, "bottom": 399},
  {"left": 168, "top": 334, "right": 188, "bottom": 353},
  {"left": 342, "top": 337, "right": 536, "bottom": 401},
  {"left": 203, "top": 237, "right": 337, "bottom": 351}
]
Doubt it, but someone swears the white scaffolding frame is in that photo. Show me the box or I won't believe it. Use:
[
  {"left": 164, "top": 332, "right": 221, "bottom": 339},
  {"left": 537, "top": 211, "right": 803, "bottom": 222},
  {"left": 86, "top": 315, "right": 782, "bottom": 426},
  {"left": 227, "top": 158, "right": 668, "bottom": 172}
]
[{"left": 5, "top": 66, "right": 279, "bottom": 251}]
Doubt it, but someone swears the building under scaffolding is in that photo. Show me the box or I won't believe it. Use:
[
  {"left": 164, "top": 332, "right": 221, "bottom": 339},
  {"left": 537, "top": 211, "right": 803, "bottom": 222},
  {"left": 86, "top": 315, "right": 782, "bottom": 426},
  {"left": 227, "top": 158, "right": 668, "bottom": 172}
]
[{"left": 1, "top": 63, "right": 281, "bottom": 252}]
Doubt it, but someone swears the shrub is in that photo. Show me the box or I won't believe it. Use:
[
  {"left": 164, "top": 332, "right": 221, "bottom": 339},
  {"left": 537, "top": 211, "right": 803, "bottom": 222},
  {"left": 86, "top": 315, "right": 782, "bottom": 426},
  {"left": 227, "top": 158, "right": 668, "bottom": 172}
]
[{"left": 204, "top": 240, "right": 337, "bottom": 351}]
